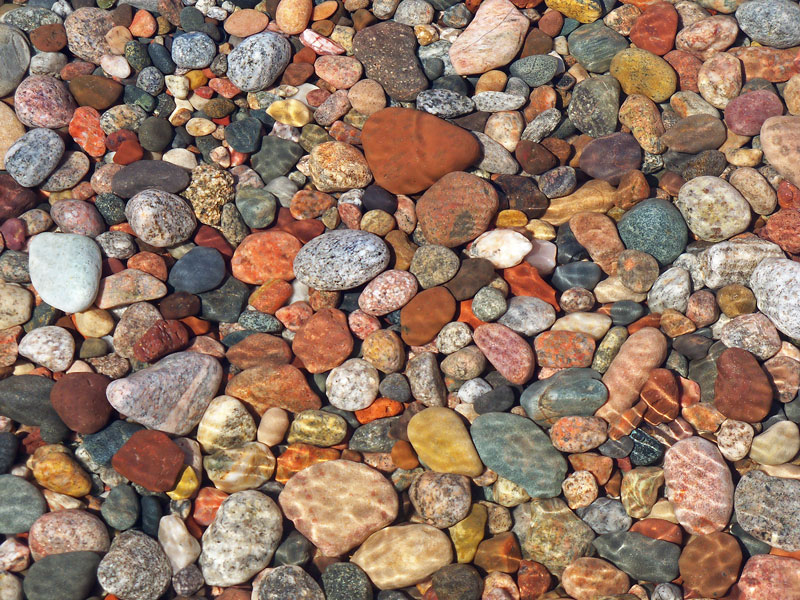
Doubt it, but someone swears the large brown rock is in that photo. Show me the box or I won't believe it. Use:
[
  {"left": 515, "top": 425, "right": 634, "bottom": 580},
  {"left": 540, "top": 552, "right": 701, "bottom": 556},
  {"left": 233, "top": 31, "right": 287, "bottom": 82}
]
[
  {"left": 292, "top": 308, "right": 353, "bottom": 373},
  {"left": 361, "top": 108, "right": 481, "bottom": 195},
  {"left": 50, "top": 372, "right": 112, "bottom": 434},
  {"left": 69, "top": 75, "right": 123, "bottom": 110},
  {"left": 225, "top": 363, "right": 321, "bottom": 414},
  {"left": 400, "top": 287, "right": 457, "bottom": 346},
  {"left": 714, "top": 347, "right": 772, "bottom": 422},
  {"left": 416, "top": 171, "right": 499, "bottom": 247},
  {"left": 111, "top": 430, "right": 185, "bottom": 492},
  {"left": 0, "top": 173, "right": 38, "bottom": 220},
  {"left": 226, "top": 333, "right": 292, "bottom": 370}
]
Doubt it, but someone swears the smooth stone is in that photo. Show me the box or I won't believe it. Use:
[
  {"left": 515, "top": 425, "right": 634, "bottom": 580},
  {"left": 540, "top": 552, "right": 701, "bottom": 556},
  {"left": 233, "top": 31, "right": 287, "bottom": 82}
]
[
  {"left": 567, "top": 75, "right": 621, "bottom": 138},
  {"left": 522, "top": 368, "right": 608, "bottom": 426},
  {"left": 0, "top": 375, "right": 66, "bottom": 443},
  {"left": 750, "top": 258, "right": 800, "bottom": 339},
  {"left": 102, "top": 485, "right": 140, "bottom": 531},
  {"left": 226, "top": 32, "right": 292, "bottom": 92},
  {"left": 28, "top": 233, "right": 101, "bottom": 313},
  {"left": 568, "top": 22, "right": 628, "bottom": 72},
  {"left": 351, "top": 524, "right": 453, "bottom": 589},
  {"left": 407, "top": 407, "right": 483, "bottom": 477},
  {"left": 168, "top": 246, "right": 225, "bottom": 294},
  {"left": 96, "top": 530, "right": 171, "bottom": 600},
  {"left": 0, "top": 24, "right": 30, "bottom": 98},
  {"left": 23, "top": 551, "right": 100, "bottom": 600},
  {"left": 125, "top": 189, "right": 196, "bottom": 247},
  {"left": 760, "top": 116, "right": 800, "bottom": 188},
  {"left": 293, "top": 230, "right": 390, "bottom": 291},
  {"left": 734, "top": 470, "right": 800, "bottom": 551},
  {"left": 471, "top": 412, "right": 567, "bottom": 498},
  {"left": 106, "top": 351, "right": 222, "bottom": 435},
  {"left": 4, "top": 128, "right": 64, "bottom": 188},
  {"left": 111, "top": 161, "right": 191, "bottom": 198},
  {"left": 736, "top": 0, "right": 800, "bottom": 49},
  {"left": 733, "top": 554, "right": 800, "bottom": 599},
  {"left": 593, "top": 531, "right": 680, "bottom": 582},
  {"left": 0, "top": 475, "right": 47, "bottom": 534}
]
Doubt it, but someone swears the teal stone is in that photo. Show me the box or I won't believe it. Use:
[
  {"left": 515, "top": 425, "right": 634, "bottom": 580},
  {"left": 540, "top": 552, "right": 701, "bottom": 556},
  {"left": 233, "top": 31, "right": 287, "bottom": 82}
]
[
  {"left": 83, "top": 420, "right": 143, "bottom": 466},
  {"left": 235, "top": 187, "right": 278, "bottom": 229},
  {"left": 509, "top": 55, "right": 560, "bottom": 87},
  {"left": 593, "top": 532, "right": 680, "bottom": 582},
  {"left": 199, "top": 276, "right": 250, "bottom": 323},
  {"left": 23, "top": 551, "right": 101, "bottom": 600},
  {"left": 237, "top": 309, "right": 282, "bottom": 333},
  {"left": 470, "top": 413, "right": 567, "bottom": 498},
  {"left": 140, "top": 495, "right": 162, "bottom": 537},
  {"left": 551, "top": 261, "right": 603, "bottom": 291},
  {"left": 123, "top": 85, "right": 156, "bottom": 113},
  {"left": 559, "top": 17, "right": 581, "bottom": 37},
  {"left": 224, "top": 117, "right": 263, "bottom": 153},
  {"left": 617, "top": 198, "right": 688, "bottom": 265},
  {"left": 521, "top": 368, "right": 608, "bottom": 427},
  {"left": 251, "top": 136, "right": 305, "bottom": 183},
  {"left": 568, "top": 23, "right": 628, "bottom": 73},
  {"left": 567, "top": 75, "right": 620, "bottom": 138},
  {"left": 0, "top": 474, "right": 47, "bottom": 534},
  {"left": 101, "top": 485, "right": 140, "bottom": 531}
]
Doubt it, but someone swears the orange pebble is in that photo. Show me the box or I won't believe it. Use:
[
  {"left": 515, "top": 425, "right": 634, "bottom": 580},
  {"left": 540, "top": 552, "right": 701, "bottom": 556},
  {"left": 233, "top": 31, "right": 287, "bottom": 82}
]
[
  {"left": 192, "top": 487, "right": 228, "bottom": 526},
  {"left": 127, "top": 251, "right": 168, "bottom": 281},
  {"left": 628, "top": 313, "right": 662, "bottom": 333},
  {"left": 249, "top": 279, "right": 294, "bottom": 314},
  {"left": 128, "top": 9, "right": 157, "bottom": 37},
  {"left": 457, "top": 299, "right": 487, "bottom": 330},
  {"left": 181, "top": 316, "right": 211, "bottom": 335},
  {"left": 502, "top": 262, "right": 559, "bottom": 309},
  {"left": 390, "top": 440, "right": 419, "bottom": 470},
  {"left": 355, "top": 398, "right": 404, "bottom": 424}
]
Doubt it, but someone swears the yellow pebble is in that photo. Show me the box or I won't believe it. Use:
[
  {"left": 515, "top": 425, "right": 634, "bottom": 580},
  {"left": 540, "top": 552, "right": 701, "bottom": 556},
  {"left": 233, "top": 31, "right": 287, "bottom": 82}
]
[
  {"left": 526, "top": 219, "right": 557, "bottom": 240},
  {"left": 167, "top": 466, "right": 200, "bottom": 500},
  {"left": 185, "top": 70, "right": 208, "bottom": 90},
  {"left": 495, "top": 209, "right": 528, "bottom": 228},
  {"left": 48, "top": 192, "right": 72, "bottom": 205},
  {"left": 448, "top": 503, "right": 487, "bottom": 563},
  {"left": 185, "top": 117, "right": 217, "bottom": 137},
  {"left": 267, "top": 99, "right": 314, "bottom": 127},
  {"left": 544, "top": 0, "right": 603, "bottom": 23},
  {"left": 74, "top": 308, "right": 114, "bottom": 338},
  {"left": 29, "top": 445, "right": 92, "bottom": 498}
]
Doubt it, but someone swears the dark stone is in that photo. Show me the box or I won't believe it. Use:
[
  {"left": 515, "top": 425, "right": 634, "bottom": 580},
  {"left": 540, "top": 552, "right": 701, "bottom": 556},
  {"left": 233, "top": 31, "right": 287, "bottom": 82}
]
[
  {"left": 147, "top": 42, "right": 176, "bottom": 74},
  {"left": 83, "top": 420, "right": 144, "bottom": 466},
  {"left": 551, "top": 261, "right": 603, "bottom": 291},
  {"left": 0, "top": 375, "right": 67, "bottom": 443},
  {"left": 138, "top": 117, "right": 173, "bottom": 152},
  {"left": 362, "top": 184, "right": 398, "bottom": 214},
  {"left": 111, "top": 160, "right": 191, "bottom": 198},
  {"left": 168, "top": 246, "right": 226, "bottom": 294},
  {"left": 159, "top": 291, "right": 201, "bottom": 320},
  {"left": 101, "top": 485, "right": 140, "bottom": 531},
  {"left": 273, "top": 530, "right": 314, "bottom": 567},
  {"left": 444, "top": 258, "right": 496, "bottom": 301},
  {"left": 224, "top": 117, "right": 263, "bottom": 153},
  {"left": 593, "top": 531, "right": 680, "bottom": 582},
  {"left": 556, "top": 222, "right": 589, "bottom": 264},
  {"left": 0, "top": 432, "right": 18, "bottom": 474},
  {"left": 199, "top": 276, "right": 250, "bottom": 323},
  {"left": 95, "top": 193, "right": 127, "bottom": 225},
  {"left": 378, "top": 373, "right": 412, "bottom": 403},
  {"left": 23, "top": 551, "right": 101, "bottom": 600},
  {"left": 349, "top": 417, "right": 400, "bottom": 452},
  {"left": 629, "top": 428, "right": 664, "bottom": 466},
  {"left": 672, "top": 333, "right": 713, "bottom": 360},
  {"left": 140, "top": 495, "right": 162, "bottom": 538},
  {"left": 609, "top": 301, "right": 644, "bottom": 326},
  {"left": 250, "top": 136, "right": 304, "bottom": 183},
  {"left": 322, "top": 562, "right": 372, "bottom": 600},
  {"left": 0, "top": 474, "right": 47, "bottom": 534},
  {"left": 473, "top": 385, "right": 515, "bottom": 414},
  {"left": 494, "top": 174, "right": 549, "bottom": 218},
  {"left": 431, "top": 564, "right": 483, "bottom": 600}
]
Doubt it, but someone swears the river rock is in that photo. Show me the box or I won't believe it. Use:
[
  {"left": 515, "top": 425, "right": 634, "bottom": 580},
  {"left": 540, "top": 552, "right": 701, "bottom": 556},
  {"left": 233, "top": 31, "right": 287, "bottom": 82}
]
[
  {"left": 226, "top": 32, "right": 292, "bottom": 92},
  {"left": 734, "top": 470, "right": 800, "bottom": 551},
  {"left": 96, "top": 530, "right": 171, "bottom": 600},
  {"left": 28, "top": 233, "right": 101, "bottom": 313},
  {"left": 750, "top": 258, "right": 800, "bottom": 339},
  {"left": 4, "top": 128, "right": 64, "bottom": 188}
]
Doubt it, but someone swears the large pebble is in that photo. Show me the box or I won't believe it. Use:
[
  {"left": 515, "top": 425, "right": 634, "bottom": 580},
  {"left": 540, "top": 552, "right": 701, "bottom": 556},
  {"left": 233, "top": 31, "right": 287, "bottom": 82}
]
[
  {"left": 676, "top": 176, "right": 751, "bottom": 242},
  {"left": 750, "top": 258, "right": 800, "bottom": 339},
  {"left": 28, "top": 233, "right": 101, "bottom": 313},
  {"left": 4, "top": 128, "right": 64, "bottom": 188},
  {"left": 734, "top": 470, "right": 800, "bottom": 551},
  {"left": 96, "top": 530, "right": 171, "bottom": 600},
  {"left": 226, "top": 32, "right": 292, "bottom": 92},
  {"left": 125, "top": 189, "right": 196, "bottom": 247}
]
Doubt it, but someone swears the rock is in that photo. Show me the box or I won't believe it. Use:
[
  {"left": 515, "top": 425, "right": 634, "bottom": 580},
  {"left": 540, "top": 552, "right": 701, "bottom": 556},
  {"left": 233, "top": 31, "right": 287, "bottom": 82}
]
[
  {"left": 28, "top": 233, "right": 101, "bottom": 314},
  {"left": 4, "top": 128, "right": 64, "bottom": 188},
  {"left": 544, "top": 0, "right": 603, "bottom": 22},
  {"left": 226, "top": 32, "right": 292, "bottom": 92},
  {"left": 663, "top": 437, "right": 733, "bottom": 535},
  {"left": 736, "top": 0, "right": 800, "bottom": 49},
  {"left": 111, "top": 160, "right": 191, "bottom": 198},
  {"left": 750, "top": 258, "right": 800, "bottom": 339},
  {"left": 676, "top": 176, "right": 750, "bottom": 242},
  {"left": 292, "top": 308, "right": 353, "bottom": 373},
  {"left": 125, "top": 189, "right": 196, "bottom": 247},
  {"left": 569, "top": 22, "right": 629, "bottom": 72},
  {"left": 23, "top": 551, "right": 100, "bottom": 600},
  {"left": 64, "top": 7, "right": 113, "bottom": 63},
  {"left": 226, "top": 364, "right": 321, "bottom": 414},
  {"left": 96, "top": 530, "right": 172, "bottom": 600},
  {"left": 0, "top": 375, "right": 66, "bottom": 443},
  {"left": 106, "top": 351, "right": 222, "bottom": 435},
  {"left": 0, "top": 475, "right": 47, "bottom": 534},
  {"left": 734, "top": 470, "right": 800, "bottom": 551},
  {"left": 101, "top": 485, "right": 139, "bottom": 531},
  {"left": 760, "top": 116, "right": 800, "bottom": 188},
  {"left": 0, "top": 24, "right": 30, "bottom": 98},
  {"left": 326, "top": 358, "right": 380, "bottom": 411},
  {"left": 593, "top": 531, "right": 680, "bottom": 582},
  {"left": 410, "top": 471, "right": 471, "bottom": 528},
  {"left": 562, "top": 557, "right": 630, "bottom": 600},
  {"left": 448, "top": 0, "right": 529, "bottom": 75},
  {"left": 307, "top": 141, "right": 372, "bottom": 192},
  {"left": 416, "top": 172, "right": 499, "bottom": 248},
  {"left": 725, "top": 89, "right": 784, "bottom": 136},
  {"left": 471, "top": 412, "right": 567, "bottom": 498},
  {"left": 280, "top": 460, "right": 398, "bottom": 556},
  {"left": 293, "top": 230, "right": 390, "bottom": 291},
  {"left": 407, "top": 407, "right": 484, "bottom": 477},
  {"left": 629, "top": 2, "right": 678, "bottom": 56},
  {"left": 361, "top": 107, "right": 481, "bottom": 195},
  {"left": 351, "top": 524, "right": 453, "bottom": 589},
  {"left": 158, "top": 513, "right": 200, "bottom": 573},
  {"left": 254, "top": 564, "right": 324, "bottom": 599},
  {"left": 733, "top": 554, "right": 800, "bottom": 599},
  {"left": 353, "top": 22, "right": 428, "bottom": 101},
  {"left": 568, "top": 75, "right": 621, "bottom": 138},
  {"left": 50, "top": 372, "right": 111, "bottom": 434},
  {"left": 473, "top": 323, "right": 535, "bottom": 384},
  {"left": 678, "top": 532, "right": 741, "bottom": 598},
  {"left": 13, "top": 76, "right": 76, "bottom": 129},
  {"left": 714, "top": 347, "right": 772, "bottom": 422},
  {"left": 610, "top": 48, "right": 677, "bottom": 103},
  {"left": 111, "top": 429, "right": 185, "bottom": 491},
  {"left": 196, "top": 395, "right": 257, "bottom": 453},
  {"left": 231, "top": 231, "right": 302, "bottom": 284},
  {"left": 199, "top": 490, "right": 283, "bottom": 586}
]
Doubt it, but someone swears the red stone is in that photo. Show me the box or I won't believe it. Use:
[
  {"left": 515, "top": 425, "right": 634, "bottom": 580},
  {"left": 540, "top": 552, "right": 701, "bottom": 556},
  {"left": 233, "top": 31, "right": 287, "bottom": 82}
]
[
  {"left": 0, "top": 219, "right": 26, "bottom": 251},
  {"left": 765, "top": 209, "right": 800, "bottom": 254},
  {"left": 132, "top": 319, "right": 190, "bottom": 363},
  {"left": 275, "top": 301, "right": 314, "bottom": 332},
  {"left": 225, "top": 363, "right": 322, "bottom": 414},
  {"left": 724, "top": 90, "right": 785, "bottom": 136},
  {"left": 629, "top": 518, "right": 683, "bottom": 544},
  {"left": 113, "top": 139, "right": 144, "bottom": 165},
  {"left": 0, "top": 174, "right": 38, "bottom": 221},
  {"left": 664, "top": 50, "right": 702, "bottom": 92},
  {"left": 629, "top": 2, "right": 678, "bottom": 56},
  {"left": 728, "top": 46, "right": 799, "bottom": 83},
  {"left": 289, "top": 190, "right": 336, "bottom": 220},
  {"left": 679, "top": 532, "right": 742, "bottom": 598},
  {"left": 474, "top": 323, "right": 535, "bottom": 385},
  {"left": 192, "top": 487, "right": 228, "bottom": 526},
  {"left": 534, "top": 331, "right": 595, "bottom": 368},
  {"left": 474, "top": 532, "right": 522, "bottom": 573},
  {"left": 50, "top": 372, "right": 112, "bottom": 434},
  {"left": 111, "top": 430, "right": 185, "bottom": 492},
  {"left": 518, "top": 559, "right": 552, "bottom": 600},
  {"left": 231, "top": 231, "right": 302, "bottom": 284},
  {"left": 292, "top": 308, "right": 353, "bottom": 373},
  {"left": 275, "top": 443, "right": 340, "bottom": 484},
  {"left": 29, "top": 23, "right": 67, "bottom": 52},
  {"left": 639, "top": 367, "right": 680, "bottom": 425},
  {"left": 714, "top": 348, "right": 772, "bottom": 422},
  {"left": 778, "top": 180, "right": 800, "bottom": 210},
  {"left": 226, "top": 333, "right": 292, "bottom": 370}
]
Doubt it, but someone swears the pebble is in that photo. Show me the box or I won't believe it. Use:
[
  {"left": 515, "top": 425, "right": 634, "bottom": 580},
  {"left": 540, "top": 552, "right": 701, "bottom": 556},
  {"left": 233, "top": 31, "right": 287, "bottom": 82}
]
[
  {"left": 97, "top": 530, "right": 172, "bottom": 600},
  {"left": 294, "top": 230, "right": 390, "bottom": 290},
  {"left": 676, "top": 176, "right": 751, "bottom": 242},
  {"left": 734, "top": 470, "right": 800, "bottom": 551},
  {"left": 28, "top": 233, "right": 101, "bottom": 313},
  {"left": 4, "top": 128, "right": 64, "bottom": 188},
  {"left": 227, "top": 32, "right": 292, "bottom": 92}
]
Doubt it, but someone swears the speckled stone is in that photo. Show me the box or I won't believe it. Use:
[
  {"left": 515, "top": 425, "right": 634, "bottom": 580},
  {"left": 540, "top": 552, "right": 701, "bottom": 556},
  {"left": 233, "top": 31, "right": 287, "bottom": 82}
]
[
  {"left": 734, "top": 470, "right": 800, "bottom": 551},
  {"left": 294, "top": 230, "right": 390, "bottom": 291}
]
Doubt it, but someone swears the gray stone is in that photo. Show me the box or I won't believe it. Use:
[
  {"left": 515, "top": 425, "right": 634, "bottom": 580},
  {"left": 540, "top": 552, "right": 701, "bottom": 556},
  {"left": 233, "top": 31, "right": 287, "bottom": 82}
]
[
  {"left": 227, "top": 32, "right": 292, "bottom": 92},
  {"left": 4, "top": 128, "right": 64, "bottom": 188},
  {"left": 0, "top": 24, "right": 31, "bottom": 97},
  {"left": 97, "top": 530, "right": 171, "bottom": 600},
  {"left": 0, "top": 475, "right": 47, "bottom": 534}
]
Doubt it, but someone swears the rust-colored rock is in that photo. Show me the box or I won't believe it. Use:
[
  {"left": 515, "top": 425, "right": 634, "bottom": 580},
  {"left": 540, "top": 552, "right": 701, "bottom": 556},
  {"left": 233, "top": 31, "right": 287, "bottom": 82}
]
[
  {"left": 111, "top": 430, "right": 185, "bottom": 492},
  {"left": 473, "top": 532, "right": 522, "bottom": 574},
  {"left": 400, "top": 287, "right": 457, "bottom": 346},
  {"left": 639, "top": 368, "right": 680, "bottom": 425},
  {"left": 132, "top": 319, "right": 190, "bottom": 363},
  {"left": 679, "top": 532, "right": 741, "bottom": 598},
  {"left": 50, "top": 372, "right": 112, "bottom": 434},
  {"left": 231, "top": 231, "right": 302, "bottom": 284},
  {"left": 292, "top": 308, "right": 353, "bottom": 373},
  {"left": 714, "top": 347, "right": 772, "bottom": 423},
  {"left": 361, "top": 108, "right": 481, "bottom": 195},
  {"left": 226, "top": 333, "right": 293, "bottom": 370},
  {"left": 629, "top": 2, "right": 678, "bottom": 56},
  {"left": 225, "top": 363, "right": 322, "bottom": 414}
]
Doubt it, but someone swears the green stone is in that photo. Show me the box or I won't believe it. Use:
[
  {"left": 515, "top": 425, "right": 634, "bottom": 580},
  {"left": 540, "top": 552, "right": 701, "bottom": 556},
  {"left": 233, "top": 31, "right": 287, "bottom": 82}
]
[
  {"left": 617, "top": 198, "right": 689, "bottom": 265},
  {"left": 199, "top": 276, "right": 250, "bottom": 323},
  {"left": 509, "top": 55, "right": 560, "bottom": 87},
  {"left": 124, "top": 41, "right": 151, "bottom": 72},
  {"left": 23, "top": 551, "right": 101, "bottom": 600},
  {"left": 24, "top": 302, "right": 61, "bottom": 333},
  {"left": 235, "top": 187, "right": 278, "bottom": 229},
  {"left": 593, "top": 531, "right": 680, "bottom": 582},
  {"left": 251, "top": 136, "right": 305, "bottom": 183},
  {"left": 300, "top": 123, "right": 334, "bottom": 153},
  {"left": 521, "top": 368, "right": 608, "bottom": 426},
  {"left": 568, "top": 22, "right": 628, "bottom": 73},
  {"left": 124, "top": 85, "right": 156, "bottom": 113},
  {"left": 0, "top": 474, "right": 47, "bottom": 534},
  {"left": 567, "top": 75, "right": 620, "bottom": 138}
]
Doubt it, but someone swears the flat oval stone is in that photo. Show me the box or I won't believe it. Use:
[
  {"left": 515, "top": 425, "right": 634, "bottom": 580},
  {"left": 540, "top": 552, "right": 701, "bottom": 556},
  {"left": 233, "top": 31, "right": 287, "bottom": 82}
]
[
  {"left": 28, "top": 509, "right": 109, "bottom": 561},
  {"left": 294, "top": 230, "right": 390, "bottom": 291},
  {"left": 569, "top": 22, "right": 628, "bottom": 73},
  {"left": 407, "top": 407, "right": 484, "bottom": 477},
  {"left": 579, "top": 132, "right": 641, "bottom": 186},
  {"left": 760, "top": 116, "right": 800, "bottom": 189},
  {"left": 473, "top": 323, "right": 536, "bottom": 384},
  {"left": 50, "top": 372, "right": 111, "bottom": 435},
  {"left": 14, "top": 75, "right": 76, "bottom": 129},
  {"left": 96, "top": 530, "right": 171, "bottom": 600},
  {"left": 351, "top": 524, "right": 453, "bottom": 589},
  {"left": 106, "top": 351, "right": 222, "bottom": 435},
  {"left": 522, "top": 368, "right": 608, "bottom": 427},
  {"left": 199, "top": 490, "right": 283, "bottom": 586},
  {"left": 735, "top": 0, "right": 800, "bottom": 49},
  {"left": 226, "top": 31, "right": 292, "bottom": 92},
  {"left": 28, "top": 232, "right": 101, "bottom": 314},
  {"left": 592, "top": 531, "right": 680, "bottom": 583},
  {"left": 280, "top": 460, "right": 398, "bottom": 557},
  {"left": 4, "top": 128, "right": 64, "bottom": 188},
  {"left": 23, "top": 551, "right": 101, "bottom": 600},
  {"left": 0, "top": 23, "right": 30, "bottom": 98},
  {"left": 125, "top": 189, "right": 197, "bottom": 247},
  {"left": 400, "top": 287, "right": 456, "bottom": 346},
  {"left": 231, "top": 231, "right": 302, "bottom": 284},
  {"left": 734, "top": 470, "right": 800, "bottom": 551},
  {"left": 361, "top": 107, "right": 481, "bottom": 195},
  {"left": 0, "top": 474, "right": 47, "bottom": 534},
  {"left": 724, "top": 89, "right": 784, "bottom": 136},
  {"left": 714, "top": 347, "right": 772, "bottom": 422},
  {"left": 734, "top": 554, "right": 800, "bottom": 599},
  {"left": 292, "top": 308, "right": 353, "bottom": 373},
  {"left": 678, "top": 532, "right": 741, "bottom": 598},
  {"left": 663, "top": 436, "right": 733, "bottom": 535},
  {"left": 471, "top": 412, "right": 567, "bottom": 498},
  {"left": 226, "top": 364, "right": 321, "bottom": 414},
  {"left": 562, "top": 556, "right": 630, "bottom": 600},
  {"left": 617, "top": 198, "right": 688, "bottom": 266},
  {"left": 111, "top": 161, "right": 191, "bottom": 198}
]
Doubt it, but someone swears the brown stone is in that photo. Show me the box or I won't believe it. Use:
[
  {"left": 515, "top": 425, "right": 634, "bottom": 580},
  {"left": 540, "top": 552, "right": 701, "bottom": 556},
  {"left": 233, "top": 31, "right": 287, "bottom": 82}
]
[
  {"left": 399, "top": 287, "right": 457, "bottom": 346},
  {"left": 0, "top": 174, "right": 38, "bottom": 221},
  {"left": 50, "top": 372, "right": 112, "bottom": 434},
  {"left": 111, "top": 430, "right": 185, "bottom": 492},
  {"left": 562, "top": 557, "right": 630, "bottom": 600},
  {"left": 714, "top": 347, "right": 772, "bottom": 423},
  {"left": 416, "top": 171, "right": 499, "bottom": 248},
  {"left": 231, "top": 231, "right": 302, "bottom": 284},
  {"left": 225, "top": 364, "right": 322, "bottom": 414},
  {"left": 628, "top": 2, "right": 678, "bottom": 56},
  {"left": 226, "top": 333, "right": 293, "bottom": 370},
  {"left": 158, "top": 291, "right": 201, "bottom": 320},
  {"left": 515, "top": 140, "right": 558, "bottom": 175},
  {"left": 629, "top": 518, "right": 683, "bottom": 544},
  {"left": 292, "top": 308, "right": 353, "bottom": 373},
  {"left": 568, "top": 212, "right": 625, "bottom": 275},
  {"left": 521, "top": 27, "right": 554, "bottom": 57},
  {"left": 361, "top": 108, "right": 481, "bottom": 195},
  {"left": 639, "top": 368, "right": 680, "bottom": 425},
  {"left": 678, "top": 532, "right": 741, "bottom": 598},
  {"left": 30, "top": 23, "right": 68, "bottom": 52},
  {"left": 579, "top": 132, "right": 642, "bottom": 185},
  {"left": 68, "top": 75, "right": 124, "bottom": 111},
  {"left": 132, "top": 319, "right": 190, "bottom": 363},
  {"left": 664, "top": 49, "right": 703, "bottom": 92},
  {"left": 660, "top": 114, "right": 727, "bottom": 154},
  {"left": 473, "top": 532, "right": 522, "bottom": 573}
]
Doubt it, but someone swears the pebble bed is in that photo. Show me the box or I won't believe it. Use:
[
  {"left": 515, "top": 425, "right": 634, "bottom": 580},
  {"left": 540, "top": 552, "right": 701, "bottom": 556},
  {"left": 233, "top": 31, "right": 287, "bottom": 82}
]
[{"left": 1, "top": 0, "right": 800, "bottom": 599}]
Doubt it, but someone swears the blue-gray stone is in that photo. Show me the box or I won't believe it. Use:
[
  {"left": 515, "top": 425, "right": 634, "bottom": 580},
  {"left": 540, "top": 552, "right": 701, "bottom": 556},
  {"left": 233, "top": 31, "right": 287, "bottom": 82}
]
[
  {"left": 168, "top": 246, "right": 226, "bottom": 294},
  {"left": 0, "top": 432, "right": 17, "bottom": 474},
  {"left": 251, "top": 136, "right": 304, "bottom": 183},
  {"left": 617, "top": 198, "right": 689, "bottom": 265},
  {"left": 736, "top": 0, "right": 800, "bottom": 49},
  {"left": 224, "top": 117, "right": 263, "bottom": 153},
  {"left": 235, "top": 187, "right": 277, "bottom": 229},
  {"left": 101, "top": 485, "right": 140, "bottom": 531},
  {"left": 551, "top": 261, "right": 603, "bottom": 291},
  {"left": 0, "top": 474, "right": 47, "bottom": 534},
  {"left": 567, "top": 75, "right": 620, "bottom": 138},
  {"left": 83, "top": 420, "right": 143, "bottom": 466},
  {"left": 349, "top": 417, "right": 400, "bottom": 453},
  {"left": 23, "top": 551, "right": 101, "bottom": 600},
  {"left": 593, "top": 531, "right": 680, "bottom": 582},
  {"left": 568, "top": 22, "right": 628, "bottom": 73},
  {"left": 577, "top": 497, "right": 632, "bottom": 535},
  {"left": 471, "top": 412, "right": 567, "bottom": 498},
  {"left": 521, "top": 368, "right": 608, "bottom": 427},
  {"left": 509, "top": 55, "right": 560, "bottom": 87},
  {"left": 0, "top": 374, "right": 67, "bottom": 443}
]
